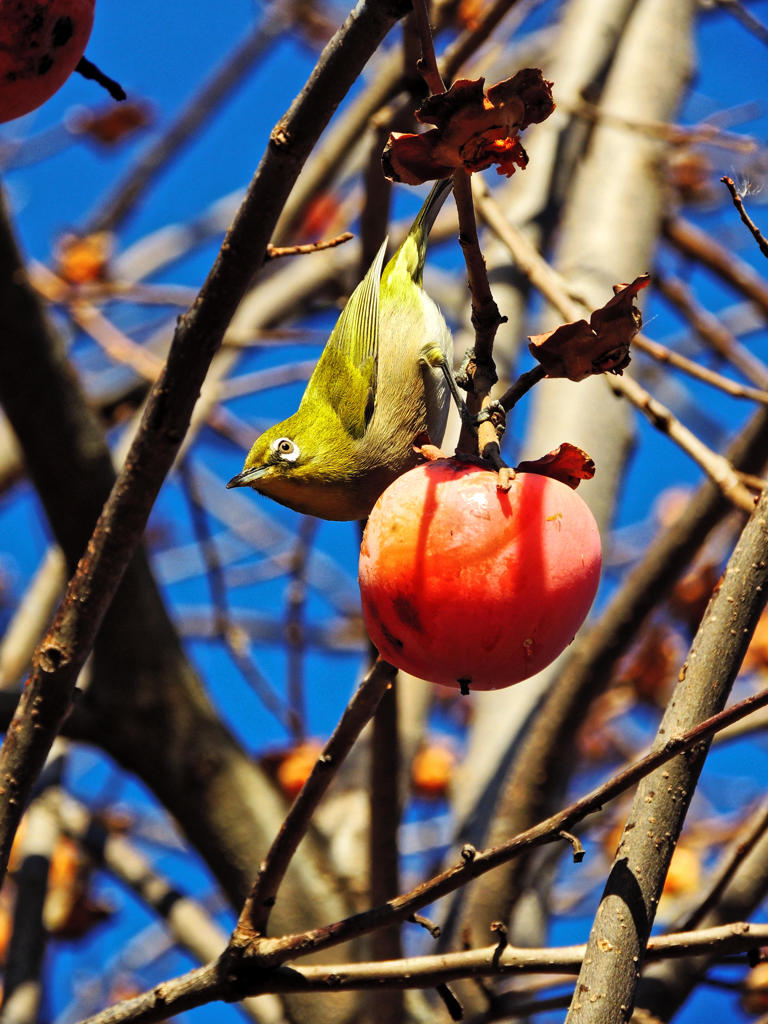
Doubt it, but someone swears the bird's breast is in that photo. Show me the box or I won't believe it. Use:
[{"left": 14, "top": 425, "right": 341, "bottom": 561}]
[{"left": 252, "top": 470, "right": 380, "bottom": 521}]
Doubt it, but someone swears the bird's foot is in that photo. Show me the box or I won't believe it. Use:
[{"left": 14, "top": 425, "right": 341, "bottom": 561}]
[
  {"left": 420, "top": 344, "right": 475, "bottom": 428},
  {"left": 413, "top": 433, "right": 449, "bottom": 462},
  {"left": 474, "top": 399, "right": 506, "bottom": 439}
]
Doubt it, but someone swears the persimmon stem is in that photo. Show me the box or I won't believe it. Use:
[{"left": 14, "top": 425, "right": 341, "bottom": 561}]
[{"left": 75, "top": 57, "right": 126, "bottom": 102}]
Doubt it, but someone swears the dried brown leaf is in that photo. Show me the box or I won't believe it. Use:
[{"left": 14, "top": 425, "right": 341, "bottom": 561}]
[
  {"left": 528, "top": 275, "right": 650, "bottom": 381},
  {"left": 54, "top": 232, "right": 113, "bottom": 285},
  {"left": 69, "top": 100, "right": 153, "bottom": 146},
  {"left": 617, "top": 623, "right": 683, "bottom": 706},
  {"left": 516, "top": 441, "right": 595, "bottom": 489},
  {"left": 668, "top": 561, "right": 720, "bottom": 636},
  {"left": 382, "top": 68, "right": 554, "bottom": 185}
]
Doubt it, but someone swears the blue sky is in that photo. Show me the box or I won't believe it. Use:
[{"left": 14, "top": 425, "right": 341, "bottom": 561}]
[{"left": 1, "top": 1, "right": 768, "bottom": 1021}]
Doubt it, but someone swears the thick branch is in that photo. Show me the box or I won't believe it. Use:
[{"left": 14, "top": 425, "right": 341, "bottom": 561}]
[
  {"left": 566, "top": 487, "right": 768, "bottom": 1023},
  {"left": 246, "top": 685, "right": 768, "bottom": 966},
  {"left": 73, "top": 921, "right": 768, "bottom": 1023},
  {"left": 0, "top": 0, "right": 409, "bottom": 892}
]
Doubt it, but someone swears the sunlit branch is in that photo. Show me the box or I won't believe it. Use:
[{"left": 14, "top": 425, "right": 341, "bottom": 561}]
[{"left": 474, "top": 181, "right": 757, "bottom": 512}]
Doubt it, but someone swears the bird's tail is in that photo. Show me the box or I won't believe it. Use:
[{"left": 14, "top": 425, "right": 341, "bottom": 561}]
[
  {"left": 387, "top": 178, "right": 453, "bottom": 287},
  {"left": 413, "top": 177, "right": 454, "bottom": 243}
]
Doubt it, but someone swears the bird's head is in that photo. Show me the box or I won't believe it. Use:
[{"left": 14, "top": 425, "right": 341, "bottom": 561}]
[
  {"left": 226, "top": 409, "right": 366, "bottom": 519},
  {"left": 226, "top": 417, "right": 305, "bottom": 492}
]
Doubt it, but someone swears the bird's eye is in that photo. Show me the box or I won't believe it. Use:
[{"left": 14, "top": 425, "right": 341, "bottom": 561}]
[{"left": 272, "top": 437, "right": 300, "bottom": 462}]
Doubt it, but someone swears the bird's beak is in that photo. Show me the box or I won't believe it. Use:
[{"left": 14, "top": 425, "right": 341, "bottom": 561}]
[{"left": 226, "top": 466, "right": 269, "bottom": 489}]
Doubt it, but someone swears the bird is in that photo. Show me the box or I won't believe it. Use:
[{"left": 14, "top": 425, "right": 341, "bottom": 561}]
[{"left": 226, "top": 178, "right": 454, "bottom": 520}]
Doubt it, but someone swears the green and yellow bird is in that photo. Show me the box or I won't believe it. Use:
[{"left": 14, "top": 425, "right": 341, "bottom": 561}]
[{"left": 226, "top": 179, "right": 454, "bottom": 520}]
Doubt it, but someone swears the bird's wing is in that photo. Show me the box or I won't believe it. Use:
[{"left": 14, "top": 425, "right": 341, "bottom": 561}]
[{"left": 303, "top": 239, "right": 387, "bottom": 440}]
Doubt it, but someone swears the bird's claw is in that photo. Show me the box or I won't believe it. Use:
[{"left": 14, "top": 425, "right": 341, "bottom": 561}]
[{"left": 473, "top": 399, "right": 506, "bottom": 439}]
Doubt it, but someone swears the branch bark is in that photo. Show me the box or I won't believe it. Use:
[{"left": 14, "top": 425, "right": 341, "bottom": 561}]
[
  {"left": 0, "top": 0, "right": 409, "bottom": 891},
  {"left": 71, "top": 920, "right": 768, "bottom": 1024},
  {"left": 565, "top": 486, "right": 768, "bottom": 1022},
  {"left": 456, "top": 0, "right": 699, "bottom": 974}
]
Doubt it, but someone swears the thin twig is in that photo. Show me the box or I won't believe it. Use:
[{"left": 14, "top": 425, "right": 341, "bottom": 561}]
[
  {"left": 663, "top": 215, "right": 768, "bottom": 320},
  {"left": 369, "top": 669, "right": 404, "bottom": 1023},
  {"left": 266, "top": 232, "right": 354, "bottom": 259},
  {"left": 30, "top": 262, "right": 164, "bottom": 381},
  {"left": 29, "top": 266, "right": 198, "bottom": 308},
  {"left": 0, "top": 548, "right": 65, "bottom": 690},
  {"left": 558, "top": 830, "right": 585, "bottom": 863},
  {"left": 654, "top": 272, "right": 768, "bottom": 389},
  {"left": 72, "top": 921, "right": 768, "bottom": 1022},
  {"left": 607, "top": 372, "right": 756, "bottom": 513},
  {"left": 499, "top": 364, "right": 546, "bottom": 411},
  {"left": 435, "top": 982, "right": 464, "bottom": 1021},
  {"left": 75, "top": 57, "right": 126, "bottom": 102},
  {"left": 1, "top": 790, "right": 60, "bottom": 1020},
  {"left": 453, "top": 171, "right": 505, "bottom": 454},
  {"left": 474, "top": 186, "right": 756, "bottom": 512},
  {"left": 219, "top": 361, "right": 317, "bottom": 400},
  {"left": 412, "top": 0, "right": 446, "bottom": 94},
  {"left": 562, "top": 96, "right": 756, "bottom": 152},
  {"left": 678, "top": 800, "right": 768, "bottom": 931},
  {"left": 177, "top": 459, "right": 301, "bottom": 738},
  {"left": 633, "top": 333, "right": 768, "bottom": 405},
  {"left": 713, "top": 0, "right": 768, "bottom": 48},
  {"left": 409, "top": 913, "right": 441, "bottom": 939},
  {"left": 285, "top": 518, "right": 317, "bottom": 742},
  {"left": 721, "top": 175, "right": 768, "bottom": 259},
  {"left": 235, "top": 658, "right": 397, "bottom": 939},
  {"left": 440, "top": 0, "right": 540, "bottom": 81},
  {"left": 735, "top": 469, "right": 768, "bottom": 492},
  {"left": 247, "top": 684, "right": 768, "bottom": 967}
]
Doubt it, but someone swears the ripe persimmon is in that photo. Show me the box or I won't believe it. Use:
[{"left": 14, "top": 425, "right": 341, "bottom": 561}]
[
  {"left": 0, "top": 0, "right": 95, "bottom": 123},
  {"left": 276, "top": 741, "right": 322, "bottom": 800},
  {"left": 411, "top": 743, "right": 455, "bottom": 797},
  {"left": 359, "top": 460, "right": 601, "bottom": 691}
]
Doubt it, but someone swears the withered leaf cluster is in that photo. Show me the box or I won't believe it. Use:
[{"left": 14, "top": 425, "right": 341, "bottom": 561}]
[
  {"left": 382, "top": 68, "right": 555, "bottom": 185},
  {"left": 528, "top": 275, "right": 650, "bottom": 382}
]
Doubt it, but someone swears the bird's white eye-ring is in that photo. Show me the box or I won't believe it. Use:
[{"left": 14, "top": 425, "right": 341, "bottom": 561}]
[{"left": 272, "top": 437, "right": 300, "bottom": 462}]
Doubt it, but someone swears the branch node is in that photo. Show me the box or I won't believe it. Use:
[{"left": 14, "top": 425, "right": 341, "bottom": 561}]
[
  {"left": 558, "top": 829, "right": 586, "bottom": 863},
  {"left": 490, "top": 919, "right": 508, "bottom": 966},
  {"left": 409, "top": 912, "right": 441, "bottom": 939},
  {"left": 455, "top": 347, "right": 498, "bottom": 394}
]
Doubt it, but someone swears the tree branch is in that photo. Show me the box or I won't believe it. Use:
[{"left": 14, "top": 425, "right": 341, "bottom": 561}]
[
  {"left": 236, "top": 659, "right": 396, "bottom": 938},
  {"left": 0, "top": 0, "right": 409, "bottom": 893},
  {"left": 72, "top": 921, "right": 768, "bottom": 1023},
  {"left": 251, "top": 684, "right": 768, "bottom": 966},
  {"left": 565, "top": 486, "right": 768, "bottom": 1022},
  {"left": 663, "top": 214, "right": 768, "bottom": 320},
  {"left": 721, "top": 174, "right": 768, "bottom": 259}
]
